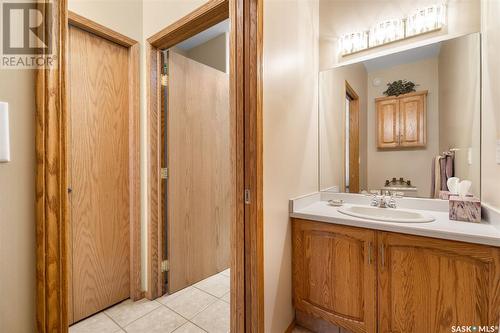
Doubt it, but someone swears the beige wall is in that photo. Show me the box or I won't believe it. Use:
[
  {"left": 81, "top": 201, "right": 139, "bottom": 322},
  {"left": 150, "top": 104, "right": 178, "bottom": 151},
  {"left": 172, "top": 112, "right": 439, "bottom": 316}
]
[
  {"left": 438, "top": 33, "right": 481, "bottom": 197},
  {"left": 143, "top": 0, "right": 207, "bottom": 38},
  {"left": 367, "top": 58, "right": 439, "bottom": 197},
  {"left": 319, "top": 0, "right": 481, "bottom": 70},
  {"left": 481, "top": 0, "right": 500, "bottom": 208},
  {"left": 186, "top": 33, "right": 229, "bottom": 73},
  {"left": 68, "top": 0, "right": 143, "bottom": 41},
  {"left": 263, "top": 0, "right": 319, "bottom": 331},
  {"left": 0, "top": 70, "right": 36, "bottom": 333},
  {"left": 320, "top": 64, "right": 368, "bottom": 191}
]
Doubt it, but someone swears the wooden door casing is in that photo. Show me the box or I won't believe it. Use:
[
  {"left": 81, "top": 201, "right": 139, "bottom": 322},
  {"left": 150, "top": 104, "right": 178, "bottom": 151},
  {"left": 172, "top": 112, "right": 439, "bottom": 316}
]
[
  {"left": 292, "top": 219, "right": 377, "bottom": 333},
  {"left": 399, "top": 93, "right": 426, "bottom": 147},
  {"left": 376, "top": 99, "right": 400, "bottom": 149},
  {"left": 167, "top": 51, "right": 231, "bottom": 293},
  {"left": 68, "top": 25, "right": 131, "bottom": 322},
  {"left": 378, "top": 232, "right": 500, "bottom": 333}
]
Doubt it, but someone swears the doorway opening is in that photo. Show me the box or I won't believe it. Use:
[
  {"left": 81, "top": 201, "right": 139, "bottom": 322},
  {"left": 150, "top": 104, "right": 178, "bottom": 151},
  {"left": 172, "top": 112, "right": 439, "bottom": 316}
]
[
  {"left": 35, "top": 0, "right": 264, "bottom": 331},
  {"left": 152, "top": 21, "right": 232, "bottom": 330},
  {"left": 344, "top": 82, "right": 360, "bottom": 193}
]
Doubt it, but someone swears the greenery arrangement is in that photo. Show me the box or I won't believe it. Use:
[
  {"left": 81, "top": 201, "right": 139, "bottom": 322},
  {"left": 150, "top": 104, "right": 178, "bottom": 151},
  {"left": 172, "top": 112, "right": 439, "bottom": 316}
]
[{"left": 383, "top": 80, "right": 418, "bottom": 97}]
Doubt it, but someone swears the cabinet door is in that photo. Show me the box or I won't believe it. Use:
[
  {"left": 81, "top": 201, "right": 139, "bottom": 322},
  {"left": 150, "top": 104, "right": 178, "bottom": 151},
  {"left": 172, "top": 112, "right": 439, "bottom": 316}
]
[
  {"left": 378, "top": 232, "right": 500, "bottom": 333},
  {"left": 399, "top": 94, "right": 426, "bottom": 147},
  {"left": 292, "top": 219, "right": 377, "bottom": 333},
  {"left": 377, "top": 99, "right": 400, "bottom": 148}
]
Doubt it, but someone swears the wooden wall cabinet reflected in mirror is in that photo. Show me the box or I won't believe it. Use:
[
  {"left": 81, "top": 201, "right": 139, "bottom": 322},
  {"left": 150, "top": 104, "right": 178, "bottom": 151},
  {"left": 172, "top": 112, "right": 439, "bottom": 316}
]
[{"left": 376, "top": 90, "right": 427, "bottom": 149}]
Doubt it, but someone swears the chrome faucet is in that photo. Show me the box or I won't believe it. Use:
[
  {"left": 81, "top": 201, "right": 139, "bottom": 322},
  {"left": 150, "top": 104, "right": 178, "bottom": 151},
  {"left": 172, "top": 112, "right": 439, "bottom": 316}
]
[{"left": 370, "top": 191, "right": 398, "bottom": 208}]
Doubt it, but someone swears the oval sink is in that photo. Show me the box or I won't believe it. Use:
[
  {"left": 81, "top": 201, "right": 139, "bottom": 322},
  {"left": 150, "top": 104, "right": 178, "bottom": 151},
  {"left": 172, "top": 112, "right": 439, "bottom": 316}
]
[{"left": 338, "top": 205, "right": 435, "bottom": 223}]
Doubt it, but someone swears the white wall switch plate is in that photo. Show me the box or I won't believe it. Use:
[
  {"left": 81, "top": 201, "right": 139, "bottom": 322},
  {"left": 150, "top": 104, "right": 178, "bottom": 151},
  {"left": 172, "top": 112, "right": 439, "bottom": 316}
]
[
  {"left": 497, "top": 140, "right": 500, "bottom": 165},
  {"left": 0, "top": 102, "right": 10, "bottom": 163},
  {"left": 468, "top": 147, "right": 472, "bottom": 165}
]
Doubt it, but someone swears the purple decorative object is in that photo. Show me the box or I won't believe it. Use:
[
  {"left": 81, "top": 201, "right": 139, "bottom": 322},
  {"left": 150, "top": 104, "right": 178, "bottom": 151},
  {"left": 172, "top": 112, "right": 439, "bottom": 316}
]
[
  {"left": 449, "top": 196, "right": 481, "bottom": 223},
  {"left": 439, "top": 191, "right": 451, "bottom": 200}
]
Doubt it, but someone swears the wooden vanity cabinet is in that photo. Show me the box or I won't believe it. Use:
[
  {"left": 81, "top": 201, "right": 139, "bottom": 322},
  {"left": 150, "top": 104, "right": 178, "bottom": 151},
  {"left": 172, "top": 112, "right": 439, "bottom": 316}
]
[
  {"left": 378, "top": 232, "right": 500, "bottom": 333},
  {"left": 292, "top": 219, "right": 377, "bottom": 333},
  {"left": 376, "top": 91, "right": 427, "bottom": 149},
  {"left": 376, "top": 98, "right": 400, "bottom": 149},
  {"left": 292, "top": 218, "right": 500, "bottom": 333}
]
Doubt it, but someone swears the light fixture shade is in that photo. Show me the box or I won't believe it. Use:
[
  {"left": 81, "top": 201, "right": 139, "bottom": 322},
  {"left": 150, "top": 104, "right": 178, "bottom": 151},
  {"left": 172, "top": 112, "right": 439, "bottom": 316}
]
[
  {"left": 406, "top": 4, "right": 447, "bottom": 37},
  {"left": 339, "top": 31, "right": 369, "bottom": 55},
  {"left": 370, "top": 18, "right": 405, "bottom": 47}
]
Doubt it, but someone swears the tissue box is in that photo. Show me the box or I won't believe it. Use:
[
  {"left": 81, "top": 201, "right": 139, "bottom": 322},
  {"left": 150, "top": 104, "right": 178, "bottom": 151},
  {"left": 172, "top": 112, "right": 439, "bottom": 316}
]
[
  {"left": 449, "top": 196, "right": 481, "bottom": 223},
  {"left": 440, "top": 191, "right": 472, "bottom": 200}
]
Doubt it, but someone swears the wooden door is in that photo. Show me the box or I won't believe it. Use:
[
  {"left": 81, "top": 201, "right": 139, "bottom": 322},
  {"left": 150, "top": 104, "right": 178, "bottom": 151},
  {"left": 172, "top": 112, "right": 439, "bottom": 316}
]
[
  {"left": 376, "top": 98, "right": 400, "bottom": 148},
  {"left": 399, "top": 93, "right": 426, "bottom": 147},
  {"left": 68, "top": 25, "right": 131, "bottom": 322},
  {"left": 167, "top": 51, "right": 231, "bottom": 293},
  {"left": 346, "top": 83, "right": 359, "bottom": 193},
  {"left": 292, "top": 219, "right": 377, "bottom": 333},
  {"left": 378, "top": 232, "right": 500, "bottom": 333}
]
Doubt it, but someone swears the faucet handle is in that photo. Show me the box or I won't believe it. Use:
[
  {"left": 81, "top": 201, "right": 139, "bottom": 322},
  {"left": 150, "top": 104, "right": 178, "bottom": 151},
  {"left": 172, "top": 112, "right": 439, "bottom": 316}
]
[
  {"left": 369, "top": 193, "right": 382, "bottom": 207},
  {"left": 382, "top": 192, "right": 399, "bottom": 208}
]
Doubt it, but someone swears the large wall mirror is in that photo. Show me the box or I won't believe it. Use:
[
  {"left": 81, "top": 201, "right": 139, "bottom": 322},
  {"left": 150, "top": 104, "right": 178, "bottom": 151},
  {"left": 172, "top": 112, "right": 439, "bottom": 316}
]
[{"left": 319, "top": 1, "right": 481, "bottom": 198}]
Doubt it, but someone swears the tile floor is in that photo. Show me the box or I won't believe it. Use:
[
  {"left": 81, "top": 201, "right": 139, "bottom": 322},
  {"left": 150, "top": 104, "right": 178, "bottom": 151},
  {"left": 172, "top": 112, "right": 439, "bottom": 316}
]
[{"left": 70, "top": 269, "right": 230, "bottom": 333}]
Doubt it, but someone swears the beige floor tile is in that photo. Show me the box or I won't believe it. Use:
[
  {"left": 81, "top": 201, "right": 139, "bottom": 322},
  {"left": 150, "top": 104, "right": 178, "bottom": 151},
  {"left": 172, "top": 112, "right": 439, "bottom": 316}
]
[
  {"left": 220, "top": 292, "right": 230, "bottom": 304},
  {"left": 124, "top": 306, "right": 186, "bottom": 333},
  {"left": 69, "top": 312, "right": 121, "bottom": 333},
  {"left": 220, "top": 269, "right": 230, "bottom": 277},
  {"left": 104, "top": 299, "right": 161, "bottom": 327},
  {"left": 193, "top": 274, "right": 230, "bottom": 298},
  {"left": 191, "top": 300, "right": 229, "bottom": 333},
  {"left": 158, "top": 286, "right": 218, "bottom": 319},
  {"left": 173, "top": 322, "right": 207, "bottom": 333}
]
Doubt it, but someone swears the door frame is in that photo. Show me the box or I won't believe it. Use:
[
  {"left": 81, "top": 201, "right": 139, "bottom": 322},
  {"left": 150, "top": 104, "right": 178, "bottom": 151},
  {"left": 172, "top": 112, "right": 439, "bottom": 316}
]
[
  {"left": 35, "top": 5, "right": 141, "bottom": 332},
  {"left": 35, "top": 0, "right": 264, "bottom": 332},
  {"left": 343, "top": 81, "right": 360, "bottom": 193},
  {"left": 146, "top": 0, "right": 264, "bottom": 332}
]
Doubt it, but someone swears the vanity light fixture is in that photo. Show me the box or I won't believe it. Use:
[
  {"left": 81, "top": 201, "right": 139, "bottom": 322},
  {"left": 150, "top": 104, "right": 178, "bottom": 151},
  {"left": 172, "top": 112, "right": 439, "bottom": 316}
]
[{"left": 339, "top": 3, "right": 447, "bottom": 56}]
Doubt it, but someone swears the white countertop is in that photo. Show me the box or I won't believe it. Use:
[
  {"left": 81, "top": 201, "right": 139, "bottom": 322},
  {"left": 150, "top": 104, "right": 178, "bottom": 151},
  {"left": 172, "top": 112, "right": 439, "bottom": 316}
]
[{"left": 290, "top": 193, "right": 500, "bottom": 247}]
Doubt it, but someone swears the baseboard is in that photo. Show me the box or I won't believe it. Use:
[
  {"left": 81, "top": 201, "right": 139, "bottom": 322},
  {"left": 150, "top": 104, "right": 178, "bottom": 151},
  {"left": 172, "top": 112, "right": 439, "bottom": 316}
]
[{"left": 285, "top": 319, "right": 296, "bottom": 333}]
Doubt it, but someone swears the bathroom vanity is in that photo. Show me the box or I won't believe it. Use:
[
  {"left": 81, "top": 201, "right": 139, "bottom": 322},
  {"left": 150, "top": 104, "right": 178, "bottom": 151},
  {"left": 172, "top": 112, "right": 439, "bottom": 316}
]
[
  {"left": 295, "top": 2, "right": 498, "bottom": 332},
  {"left": 290, "top": 193, "right": 500, "bottom": 333}
]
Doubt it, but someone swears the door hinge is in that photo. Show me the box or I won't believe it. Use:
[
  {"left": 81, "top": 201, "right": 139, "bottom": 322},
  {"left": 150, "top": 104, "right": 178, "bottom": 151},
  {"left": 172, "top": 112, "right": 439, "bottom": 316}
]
[
  {"left": 161, "top": 260, "right": 169, "bottom": 272},
  {"left": 244, "top": 189, "right": 251, "bottom": 204},
  {"left": 161, "top": 168, "right": 168, "bottom": 179},
  {"left": 161, "top": 74, "right": 168, "bottom": 87}
]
